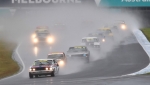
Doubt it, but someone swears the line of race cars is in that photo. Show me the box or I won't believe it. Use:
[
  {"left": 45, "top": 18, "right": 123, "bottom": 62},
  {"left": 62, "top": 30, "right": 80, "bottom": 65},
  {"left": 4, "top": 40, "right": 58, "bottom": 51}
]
[
  {"left": 29, "top": 47, "right": 90, "bottom": 78},
  {"left": 87, "top": 20, "right": 127, "bottom": 43},
  {"left": 29, "top": 20, "right": 127, "bottom": 78}
]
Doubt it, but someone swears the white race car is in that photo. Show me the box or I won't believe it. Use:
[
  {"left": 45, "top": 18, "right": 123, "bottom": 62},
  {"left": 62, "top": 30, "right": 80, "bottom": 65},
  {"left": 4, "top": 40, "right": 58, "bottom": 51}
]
[{"left": 81, "top": 37, "right": 100, "bottom": 48}]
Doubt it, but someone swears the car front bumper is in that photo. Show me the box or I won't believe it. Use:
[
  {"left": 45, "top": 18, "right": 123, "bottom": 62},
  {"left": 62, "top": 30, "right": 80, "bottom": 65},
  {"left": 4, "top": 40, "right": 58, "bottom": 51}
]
[{"left": 29, "top": 70, "right": 53, "bottom": 75}]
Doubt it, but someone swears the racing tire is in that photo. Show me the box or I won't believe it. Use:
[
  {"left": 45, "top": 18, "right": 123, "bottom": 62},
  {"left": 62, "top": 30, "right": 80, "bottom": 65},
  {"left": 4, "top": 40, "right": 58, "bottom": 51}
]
[
  {"left": 57, "top": 68, "right": 59, "bottom": 74},
  {"left": 51, "top": 71, "right": 55, "bottom": 77},
  {"left": 29, "top": 73, "right": 33, "bottom": 79},
  {"left": 35, "top": 75, "right": 38, "bottom": 78}
]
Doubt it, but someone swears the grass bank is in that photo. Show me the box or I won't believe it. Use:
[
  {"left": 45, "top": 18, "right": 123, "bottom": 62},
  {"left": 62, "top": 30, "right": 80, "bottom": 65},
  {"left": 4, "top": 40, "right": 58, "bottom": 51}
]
[
  {"left": 0, "top": 40, "right": 19, "bottom": 79},
  {"left": 141, "top": 28, "right": 150, "bottom": 41}
]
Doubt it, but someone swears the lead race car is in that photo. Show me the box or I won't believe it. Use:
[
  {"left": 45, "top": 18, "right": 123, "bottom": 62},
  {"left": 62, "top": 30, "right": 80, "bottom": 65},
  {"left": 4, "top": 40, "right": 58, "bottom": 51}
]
[
  {"left": 67, "top": 46, "right": 90, "bottom": 63},
  {"left": 112, "top": 20, "right": 127, "bottom": 31},
  {"left": 81, "top": 37, "right": 100, "bottom": 48},
  {"left": 31, "top": 26, "right": 54, "bottom": 46},
  {"left": 29, "top": 59, "right": 59, "bottom": 78},
  {"left": 47, "top": 52, "right": 67, "bottom": 67}
]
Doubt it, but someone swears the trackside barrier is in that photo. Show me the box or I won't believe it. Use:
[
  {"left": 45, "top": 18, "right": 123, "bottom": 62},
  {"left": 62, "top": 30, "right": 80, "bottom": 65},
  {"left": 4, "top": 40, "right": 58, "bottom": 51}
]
[{"left": 129, "top": 29, "right": 150, "bottom": 75}]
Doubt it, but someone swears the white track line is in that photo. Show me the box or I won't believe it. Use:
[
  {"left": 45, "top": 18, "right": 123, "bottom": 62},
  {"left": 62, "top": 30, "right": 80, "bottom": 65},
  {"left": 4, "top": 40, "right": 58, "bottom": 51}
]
[{"left": 0, "top": 42, "right": 25, "bottom": 81}]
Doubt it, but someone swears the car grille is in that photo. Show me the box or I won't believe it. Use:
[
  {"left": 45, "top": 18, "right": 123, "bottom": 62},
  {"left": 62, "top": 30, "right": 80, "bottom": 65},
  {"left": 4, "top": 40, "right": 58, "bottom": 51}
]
[
  {"left": 35, "top": 67, "right": 45, "bottom": 71},
  {"left": 87, "top": 43, "right": 94, "bottom": 45},
  {"left": 71, "top": 54, "right": 85, "bottom": 57},
  {"left": 38, "top": 38, "right": 46, "bottom": 41}
]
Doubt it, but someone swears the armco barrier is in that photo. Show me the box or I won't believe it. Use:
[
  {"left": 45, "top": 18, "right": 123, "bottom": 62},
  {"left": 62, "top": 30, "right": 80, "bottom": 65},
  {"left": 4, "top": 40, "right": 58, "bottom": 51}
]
[{"left": 129, "top": 29, "right": 150, "bottom": 75}]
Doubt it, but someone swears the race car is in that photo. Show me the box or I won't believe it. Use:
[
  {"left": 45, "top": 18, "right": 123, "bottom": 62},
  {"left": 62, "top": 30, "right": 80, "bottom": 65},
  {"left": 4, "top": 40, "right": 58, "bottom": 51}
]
[
  {"left": 113, "top": 20, "right": 127, "bottom": 30},
  {"left": 31, "top": 26, "right": 54, "bottom": 46},
  {"left": 81, "top": 37, "right": 100, "bottom": 48},
  {"left": 29, "top": 59, "right": 59, "bottom": 78},
  {"left": 67, "top": 46, "right": 90, "bottom": 63},
  {"left": 47, "top": 52, "right": 67, "bottom": 67}
]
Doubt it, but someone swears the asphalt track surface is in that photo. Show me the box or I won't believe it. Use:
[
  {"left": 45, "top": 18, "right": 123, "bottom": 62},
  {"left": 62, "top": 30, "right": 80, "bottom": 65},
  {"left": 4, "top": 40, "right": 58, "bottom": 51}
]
[
  {"left": 0, "top": 28, "right": 149, "bottom": 85},
  {"left": 0, "top": 2, "right": 150, "bottom": 85}
]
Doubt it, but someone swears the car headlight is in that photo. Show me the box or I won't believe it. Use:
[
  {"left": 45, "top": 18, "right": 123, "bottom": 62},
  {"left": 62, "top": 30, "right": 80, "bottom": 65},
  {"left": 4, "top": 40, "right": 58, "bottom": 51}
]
[
  {"left": 45, "top": 67, "right": 53, "bottom": 71},
  {"left": 59, "top": 60, "right": 64, "bottom": 66},
  {"left": 30, "top": 68, "right": 35, "bottom": 71},
  {"left": 50, "top": 68, "right": 53, "bottom": 71},
  {"left": 102, "top": 39, "right": 105, "bottom": 42},
  {"left": 45, "top": 67, "right": 49, "bottom": 70},
  {"left": 32, "top": 34, "right": 36, "bottom": 38},
  {"left": 29, "top": 68, "right": 32, "bottom": 71},
  {"left": 121, "top": 24, "right": 126, "bottom": 30},
  {"left": 47, "top": 37, "right": 54, "bottom": 43},
  {"left": 33, "top": 38, "right": 38, "bottom": 43}
]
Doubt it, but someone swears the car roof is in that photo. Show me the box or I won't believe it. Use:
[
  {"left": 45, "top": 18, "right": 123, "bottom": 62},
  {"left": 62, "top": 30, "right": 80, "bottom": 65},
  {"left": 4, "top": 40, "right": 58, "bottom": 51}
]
[
  {"left": 35, "top": 59, "right": 54, "bottom": 61},
  {"left": 70, "top": 46, "right": 87, "bottom": 48},
  {"left": 82, "top": 37, "right": 98, "bottom": 39},
  {"left": 36, "top": 26, "right": 48, "bottom": 29},
  {"left": 48, "top": 52, "right": 64, "bottom": 55}
]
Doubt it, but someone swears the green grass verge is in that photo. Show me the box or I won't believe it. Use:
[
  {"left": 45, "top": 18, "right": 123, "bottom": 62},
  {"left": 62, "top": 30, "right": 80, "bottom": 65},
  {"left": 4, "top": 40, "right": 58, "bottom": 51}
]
[
  {"left": 0, "top": 40, "right": 19, "bottom": 79},
  {"left": 141, "top": 28, "right": 150, "bottom": 42},
  {"left": 141, "top": 28, "right": 150, "bottom": 75}
]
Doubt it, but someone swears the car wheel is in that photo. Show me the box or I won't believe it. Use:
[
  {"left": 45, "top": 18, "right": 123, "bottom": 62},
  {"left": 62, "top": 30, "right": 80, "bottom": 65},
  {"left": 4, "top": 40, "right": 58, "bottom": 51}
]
[
  {"left": 35, "top": 75, "right": 38, "bottom": 78},
  {"left": 51, "top": 71, "right": 55, "bottom": 77},
  {"left": 57, "top": 68, "right": 59, "bottom": 74},
  {"left": 29, "top": 73, "right": 33, "bottom": 79}
]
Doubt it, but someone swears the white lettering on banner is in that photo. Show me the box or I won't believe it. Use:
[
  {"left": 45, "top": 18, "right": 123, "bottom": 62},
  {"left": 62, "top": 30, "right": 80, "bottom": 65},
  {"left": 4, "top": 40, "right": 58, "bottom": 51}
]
[
  {"left": 29, "top": 0, "right": 34, "bottom": 3},
  {"left": 22, "top": 0, "right": 28, "bottom": 3},
  {"left": 94, "top": 0, "right": 101, "bottom": 6},
  {"left": 12, "top": 0, "right": 20, "bottom": 3},
  {"left": 43, "top": 0, "right": 51, "bottom": 3},
  {"left": 75, "top": 0, "right": 81, "bottom": 3},
  {"left": 12, "top": 0, "right": 81, "bottom": 3},
  {"left": 67, "top": 0, "right": 74, "bottom": 3},
  {"left": 35, "top": 0, "right": 42, "bottom": 3},
  {"left": 52, "top": 0, "right": 59, "bottom": 3},
  {"left": 60, "top": 0, "right": 66, "bottom": 3}
]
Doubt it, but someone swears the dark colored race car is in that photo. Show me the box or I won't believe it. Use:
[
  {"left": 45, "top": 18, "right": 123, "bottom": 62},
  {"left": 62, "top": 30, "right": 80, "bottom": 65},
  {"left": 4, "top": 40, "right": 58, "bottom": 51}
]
[
  {"left": 47, "top": 52, "right": 67, "bottom": 67},
  {"left": 31, "top": 26, "right": 54, "bottom": 46},
  {"left": 67, "top": 46, "right": 90, "bottom": 63},
  {"left": 29, "top": 59, "right": 59, "bottom": 78}
]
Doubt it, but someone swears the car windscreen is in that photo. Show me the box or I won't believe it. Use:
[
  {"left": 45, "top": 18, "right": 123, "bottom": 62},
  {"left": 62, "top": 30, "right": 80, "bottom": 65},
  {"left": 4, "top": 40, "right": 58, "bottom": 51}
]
[
  {"left": 83, "top": 38, "right": 99, "bottom": 42},
  {"left": 34, "top": 60, "right": 52, "bottom": 66},
  {"left": 37, "top": 33, "right": 49, "bottom": 37},
  {"left": 48, "top": 54, "right": 64, "bottom": 59},
  {"left": 69, "top": 47, "right": 87, "bottom": 52}
]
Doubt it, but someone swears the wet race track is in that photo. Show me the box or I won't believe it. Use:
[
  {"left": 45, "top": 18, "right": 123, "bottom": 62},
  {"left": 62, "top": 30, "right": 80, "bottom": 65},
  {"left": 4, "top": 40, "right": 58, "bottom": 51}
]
[{"left": 0, "top": 3, "right": 149, "bottom": 85}]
